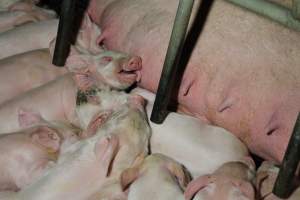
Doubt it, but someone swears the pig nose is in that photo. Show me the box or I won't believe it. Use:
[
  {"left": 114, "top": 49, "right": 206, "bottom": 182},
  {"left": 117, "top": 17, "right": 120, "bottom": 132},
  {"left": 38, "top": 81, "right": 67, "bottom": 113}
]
[{"left": 124, "top": 56, "right": 142, "bottom": 71}]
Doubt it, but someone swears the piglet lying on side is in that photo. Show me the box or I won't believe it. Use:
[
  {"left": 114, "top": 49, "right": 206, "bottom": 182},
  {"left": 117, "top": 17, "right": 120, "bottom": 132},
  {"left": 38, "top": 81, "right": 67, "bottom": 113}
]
[
  {"left": 76, "top": 89, "right": 151, "bottom": 200},
  {"left": 0, "top": 2, "right": 56, "bottom": 33},
  {"left": 0, "top": 49, "right": 66, "bottom": 104},
  {"left": 0, "top": 109, "right": 79, "bottom": 192},
  {"left": 12, "top": 89, "right": 150, "bottom": 200},
  {"left": 185, "top": 160, "right": 256, "bottom": 200},
  {"left": 0, "top": 47, "right": 142, "bottom": 133},
  {"left": 255, "top": 161, "right": 300, "bottom": 200},
  {"left": 121, "top": 153, "right": 191, "bottom": 200},
  {"left": 132, "top": 88, "right": 249, "bottom": 178}
]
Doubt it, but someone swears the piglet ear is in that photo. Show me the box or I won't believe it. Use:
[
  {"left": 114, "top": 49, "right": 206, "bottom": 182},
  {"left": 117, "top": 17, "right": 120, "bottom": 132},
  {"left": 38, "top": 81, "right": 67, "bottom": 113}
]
[
  {"left": 120, "top": 167, "right": 140, "bottom": 191},
  {"left": 184, "top": 175, "right": 212, "bottom": 200},
  {"left": 75, "top": 14, "right": 104, "bottom": 54},
  {"left": 65, "top": 52, "right": 91, "bottom": 72},
  {"left": 166, "top": 162, "right": 191, "bottom": 190},
  {"left": 94, "top": 135, "right": 119, "bottom": 176},
  {"left": 81, "top": 111, "right": 110, "bottom": 138},
  {"left": 18, "top": 108, "right": 45, "bottom": 128},
  {"left": 31, "top": 126, "right": 61, "bottom": 152}
]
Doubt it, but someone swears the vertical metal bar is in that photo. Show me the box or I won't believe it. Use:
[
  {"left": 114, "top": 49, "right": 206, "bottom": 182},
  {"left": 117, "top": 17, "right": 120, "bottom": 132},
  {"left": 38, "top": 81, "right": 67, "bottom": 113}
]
[
  {"left": 150, "top": 0, "right": 195, "bottom": 124},
  {"left": 52, "top": 0, "right": 77, "bottom": 66},
  {"left": 273, "top": 113, "right": 300, "bottom": 198},
  {"left": 293, "top": 0, "right": 300, "bottom": 20}
]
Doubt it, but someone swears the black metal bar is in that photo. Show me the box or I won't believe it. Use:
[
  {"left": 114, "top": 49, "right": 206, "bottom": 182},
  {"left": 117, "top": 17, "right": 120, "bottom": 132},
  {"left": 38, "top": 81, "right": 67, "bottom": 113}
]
[
  {"left": 150, "top": 0, "right": 195, "bottom": 124},
  {"left": 52, "top": 0, "right": 77, "bottom": 66},
  {"left": 273, "top": 112, "right": 300, "bottom": 198}
]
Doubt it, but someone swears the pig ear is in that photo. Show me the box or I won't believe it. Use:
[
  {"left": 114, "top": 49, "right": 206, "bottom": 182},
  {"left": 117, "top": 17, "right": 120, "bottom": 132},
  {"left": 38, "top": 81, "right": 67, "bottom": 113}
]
[
  {"left": 94, "top": 135, "right": 119, "bottom": 176},
  {"left": 65, "top": 52, "right": 92, "bottom": 72},
  {"left": 184, "top": 175, "right": 213, "bottom": 200},
  {"left": 81, "top": 111, "right": 110, "bottom": 138},
  {"left": 31, "top": 126, "right": 61, "bottom": 152},
  {"left": 120, "top": 167, "right": 140, "bottom": 190},
  {"left": 76, "top": 14, "right": 103, "bottom": 54},
  {"left": 120, "top": 154, "right": 144, "bottom": 190},
  {"left": 18, "top": 108, "right": 46, "bottom": 128},
  {"left": 165, "top": 162, "right": 191, "bottom": 190},
  {"left": 72, "top": 67, "right": 96, "bottom": 91},
  {"left": 232, "top": 181, "right": 256, "bottom": 200}
]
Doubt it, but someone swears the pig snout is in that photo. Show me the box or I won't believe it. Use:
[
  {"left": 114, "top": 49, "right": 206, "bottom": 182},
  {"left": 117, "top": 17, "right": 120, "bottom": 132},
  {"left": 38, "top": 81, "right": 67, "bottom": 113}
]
[{"left": 118, "top": 56, "right": 142, "bottom": 83}]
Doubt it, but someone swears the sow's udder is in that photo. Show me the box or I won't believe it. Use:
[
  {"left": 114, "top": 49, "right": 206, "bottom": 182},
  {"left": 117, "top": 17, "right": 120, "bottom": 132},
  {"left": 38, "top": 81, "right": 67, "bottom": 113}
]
[{"left": 89, "top": 0, "right": 300, "bottom": 162}]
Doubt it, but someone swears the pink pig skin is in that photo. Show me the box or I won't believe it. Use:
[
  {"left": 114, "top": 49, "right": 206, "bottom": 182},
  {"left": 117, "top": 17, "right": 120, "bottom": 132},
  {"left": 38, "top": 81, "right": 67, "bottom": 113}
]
[
  {"left": 88, "top": 0, "right": 300, "bottom": 163},
  {"left": 0, "top": 49, "right": 67, "bottom": 104},
  {"left": 0, "top": 73, "right": 79, "bottom": 134}
]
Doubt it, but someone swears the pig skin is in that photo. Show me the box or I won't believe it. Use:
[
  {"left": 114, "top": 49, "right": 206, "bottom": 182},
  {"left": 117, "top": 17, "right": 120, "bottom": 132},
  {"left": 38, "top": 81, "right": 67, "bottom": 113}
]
[
  {"left": 12, "top": 89, "right": 150, "bottom": 200},
  {"left": 132, "top": 87, "right": 249, "bottom": 178},
  {"left": 121, "top": 153, "right": 190, "bottom": 200},
  {"left": 0, "top": 73, "right": 79, "bottom": 133},
  {"left": 0, "top": 2, "right": 56, "bottom": 33},
  {"left": 0, "top": 19, "right": 58, "bottom": 59},
  {"left": 89, "top": 0, "right": 300, "bottom": 162},
  {"left": 0, "top": 49, "right": 67, "bottom": 104}
]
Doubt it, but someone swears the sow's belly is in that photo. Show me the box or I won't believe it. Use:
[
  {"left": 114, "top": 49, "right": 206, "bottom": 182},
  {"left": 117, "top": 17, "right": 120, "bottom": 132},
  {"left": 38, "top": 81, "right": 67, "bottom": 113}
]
[{"left": 88, "top": 0, "right": 300, "bottom": 162}]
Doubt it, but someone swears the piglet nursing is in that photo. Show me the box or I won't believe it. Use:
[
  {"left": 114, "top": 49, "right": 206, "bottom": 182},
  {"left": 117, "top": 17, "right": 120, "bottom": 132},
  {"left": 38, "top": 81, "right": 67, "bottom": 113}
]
[
  {"left": 132, "top": 88, "right": 249, "bottom": 178},
  {"left": 121, "top": 153, "right": 191, "bottom": 200}
]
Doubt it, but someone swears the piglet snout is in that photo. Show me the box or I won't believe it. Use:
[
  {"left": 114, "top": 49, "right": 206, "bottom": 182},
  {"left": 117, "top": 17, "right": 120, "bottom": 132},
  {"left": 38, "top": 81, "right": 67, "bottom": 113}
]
[
  {"left": 119, "top": 56, "right": 142, "bottom": 82},
  {"left": 125, "top": 56, "right": 142, "bottom": 71}
]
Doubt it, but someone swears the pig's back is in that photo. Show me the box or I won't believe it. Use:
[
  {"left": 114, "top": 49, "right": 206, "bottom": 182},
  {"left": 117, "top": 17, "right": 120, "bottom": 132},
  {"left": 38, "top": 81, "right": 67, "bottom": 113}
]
[
  {"left": 0, "top": 49, "right": 67, "bottom": 104},
  {"left": 0, "top": 19, "right": 58, "bottom": 59}
]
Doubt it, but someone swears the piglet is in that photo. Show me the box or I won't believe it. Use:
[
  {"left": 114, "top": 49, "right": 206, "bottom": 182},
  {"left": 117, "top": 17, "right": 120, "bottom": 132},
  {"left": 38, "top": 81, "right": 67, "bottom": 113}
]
[
  {"left": 0, "top": 2, "right": 56, "bottom": 33},
  {"left": 120, "top": 153, "right": 191, "bottom": 200},
  {"left": 0, "top": 109, "right": 79, "bottom": 192},
  {"left": 132, "top": 87, "right": 250, "bottom": 178},
  {"left": 0, "top": 47, "right": 142, "bottom": 133},
  {"left": 65, "top": 47, "right": 142, "bottom": 90},
  {"left": 16, "top": 89, "right": 150, "bottom": 200},
  {"left": 75, "top": 89, "right": 151, "bottom": 200},
  {"left": 185, "top": 159, "right": 256, "bottom": 200},
  {"left": 255, "top": 161, "right": 300, "bottom": 200},
  {"left": 0, "top": 19, "right": 58, "bottom": 59},
  {"left": 0, "top": 49, "right": 66, "bottom": 104}
]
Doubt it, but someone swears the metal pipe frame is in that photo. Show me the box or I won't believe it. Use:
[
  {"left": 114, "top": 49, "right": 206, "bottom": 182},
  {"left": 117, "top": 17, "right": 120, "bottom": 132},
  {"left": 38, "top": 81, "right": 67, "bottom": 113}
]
[
  {"left": 293, "top": 0, "right": 300, "bottom": 20},
  {"left": 273, "top": 113, "right": 300, "bottom": 198},
  {"left": 226, "top": 0, "right": 300, "bottom": 31},
  {"left": 150, "top": 0, "right": 195, "bottom": 124},
  {"left": 52, "top": 0, "right": 77, "bottom": 66}
]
